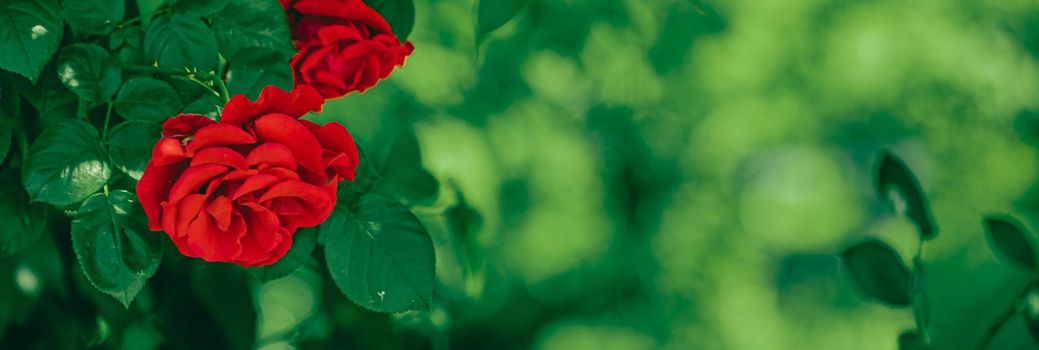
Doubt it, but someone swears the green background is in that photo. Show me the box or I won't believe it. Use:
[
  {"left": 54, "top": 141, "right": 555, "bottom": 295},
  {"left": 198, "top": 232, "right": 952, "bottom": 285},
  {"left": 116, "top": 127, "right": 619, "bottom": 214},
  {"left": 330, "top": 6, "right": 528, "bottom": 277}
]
[
  {"left": 6, "top": 0, "right": 1039, "bottom": 349},
  {"left": 318, "top": 0, "right": 1039, "bottom": 348}
]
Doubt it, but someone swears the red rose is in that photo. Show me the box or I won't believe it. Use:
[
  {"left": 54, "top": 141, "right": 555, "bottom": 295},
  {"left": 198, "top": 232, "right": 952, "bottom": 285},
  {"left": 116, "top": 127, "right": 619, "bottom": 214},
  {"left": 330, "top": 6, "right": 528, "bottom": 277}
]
[
  {"left": 282, "top": 0, "right": 414, "bottom": 99},
  {"left": 136, "top": 86, "right": 359, "bottom": 267}
]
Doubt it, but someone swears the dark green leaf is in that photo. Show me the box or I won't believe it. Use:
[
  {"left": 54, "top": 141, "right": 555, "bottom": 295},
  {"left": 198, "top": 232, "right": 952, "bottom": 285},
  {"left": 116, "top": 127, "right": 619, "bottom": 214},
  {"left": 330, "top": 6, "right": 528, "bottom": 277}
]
[
  {"left": 377, "top": 128, "right": 438, "bottom": 205},
  {"left": 226, "top": 47, "right": 292, "bottom": 100},
  {"left": 841, "top": 238, "right": 912, "bottom": 307},
  {"left": 107, "top": 121, "right": 161, "bottom": 180},
  {"left": 114, "top": 78, "right": 182, "bottom": 122},
  {"left": 898, "top": 330, "right": 928, "bottom": 350},
  {"left": 212, "top": 0, "right": 293, "bottom": 60},
  {"left": 72, "top": 190, "right": 164, "bottom": 307},
  {"left": 876, "top": 152, "right": 937, "bottom": 239},
  {"left": 63, "top": 0, "right": 124, "bottom": 35},
  {"left": 337, "top": 145, "right": 382, "bottom": 205},
  {"left": 56, "top": 44, "right": 122, "bottom": 102},
  {"left": 0, "top": 84, "right": 13, "bottom": 164},
  {"left": 0, "top": 167, "right": 47, "bottom": 257},
  {"left": 984, "top": 216, "right": 1037, "bottom": 270},
  {"left": 251, "top": 228, "right": 317, "bottom": 282},
  {"left": 21, "top": 119, "right": 110, "bottom": 206},
  {"left": 323, "top": 193, "right": 435, "bottom": 313},
  {"left": 20, "top": 63, "right": 77, "bottom": 124},
  {"left": 0, "top": 0, "right": 63, "bottom": 83},
  {"left": 364, "top": 0, "right": 415, "bottom": 41},
  {"left": 144, "top": 14, "right": 219, "bottom": 71},
  {"left": 170, "top": 0, "right": 230, "bottom": 16},
  {"left": 109, "top": 26, "right": 142, "bottom": 51},
  {"left": 181, "top": 93, "right": 223, "bottom": 119},
  {"left": 475, "top": 0, "right": 529, "bottom": 43}
]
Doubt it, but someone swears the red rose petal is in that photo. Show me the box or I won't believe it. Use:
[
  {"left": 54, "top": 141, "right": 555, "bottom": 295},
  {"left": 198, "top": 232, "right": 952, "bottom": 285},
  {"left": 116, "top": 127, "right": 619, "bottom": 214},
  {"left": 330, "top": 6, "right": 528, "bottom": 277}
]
[
  {"left": 162, "top": 114, "right": 215, "bottom": 138},
  {"left": 206, "top": 195, "right": 234, "bottom": 231},
  {"left": 137, "top": 162, "right": 184, "bottom": 230},
  {"left": 168, "top": 164, "right": 230, "bottom": 203},
  {"left": 247, "top": 143, "right": 298, "bottom": 171},
  {"left": 221, "top": 85, "right": 324, "bottom": 126},
  {"left": 186, "top": 124, "right": 257, "bottom": 154},
  {"left": 232, "top": 173, "right": 281, "bottom": 200},
  {"left": 191, "top": 147, "right": 249, "bottom": 170},
  {"left": 254, "top": 114, "right": 325, "bottom": 175}
]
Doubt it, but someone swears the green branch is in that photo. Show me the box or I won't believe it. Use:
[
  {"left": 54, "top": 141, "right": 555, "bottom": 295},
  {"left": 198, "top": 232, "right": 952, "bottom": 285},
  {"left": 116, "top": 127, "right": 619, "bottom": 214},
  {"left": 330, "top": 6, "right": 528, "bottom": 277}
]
[{"left": 974, "top": 282, "right": 1032, "bottom": 350}]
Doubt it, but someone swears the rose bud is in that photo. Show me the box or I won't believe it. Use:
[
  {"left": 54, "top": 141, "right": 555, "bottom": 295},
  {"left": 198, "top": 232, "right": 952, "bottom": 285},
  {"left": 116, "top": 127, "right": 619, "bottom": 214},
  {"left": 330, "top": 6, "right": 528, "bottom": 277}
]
[{"left": 136, "top": 85, "right": 359, "bottom": 266}]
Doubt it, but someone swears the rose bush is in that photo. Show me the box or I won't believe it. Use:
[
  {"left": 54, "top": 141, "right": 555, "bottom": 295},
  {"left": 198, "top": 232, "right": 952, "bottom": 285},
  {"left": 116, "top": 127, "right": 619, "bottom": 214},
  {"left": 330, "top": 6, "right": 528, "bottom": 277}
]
[
  {"left": 281, "top": 0, "right": 414, "bottom": 98},
  {"left": 136, "top": 85, "right": 359, "bottom": 266}
]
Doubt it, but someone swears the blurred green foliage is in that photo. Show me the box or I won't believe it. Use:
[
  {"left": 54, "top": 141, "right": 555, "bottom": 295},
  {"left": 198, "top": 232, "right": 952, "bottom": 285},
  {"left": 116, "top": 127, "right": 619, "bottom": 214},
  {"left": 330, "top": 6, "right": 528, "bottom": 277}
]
[
  {"left": 313, "top": 0, "right": 1039, "bottom": 348},
  {"left": 6, "top": 0, "right": 1039, "bottom": 349}
]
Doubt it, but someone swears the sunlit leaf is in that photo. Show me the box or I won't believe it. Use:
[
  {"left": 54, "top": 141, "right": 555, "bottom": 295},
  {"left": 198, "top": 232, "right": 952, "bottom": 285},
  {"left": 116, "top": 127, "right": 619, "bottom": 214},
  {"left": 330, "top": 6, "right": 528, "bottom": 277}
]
[
  {"left": 0, "top": 0, "right": 63, "bottom": 83},
  {"left": 841, "top": 238, "right": 912, "bottom": 307},
  {"left": 56, "top": 44, "right": 122, "bottom": 103},
  {"left": 21, "top": 120, "right": 110, "bottom": 206}
]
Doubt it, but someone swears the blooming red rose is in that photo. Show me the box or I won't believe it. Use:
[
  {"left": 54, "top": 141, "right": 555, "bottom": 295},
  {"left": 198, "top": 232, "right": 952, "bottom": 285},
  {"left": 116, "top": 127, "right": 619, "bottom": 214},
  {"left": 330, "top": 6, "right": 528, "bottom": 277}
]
[
  {"left": 281, "top": 0, "right": 414, "bottom": 99},
  {"left": 136, "top": 85, "right": 359, "bottom": 267}
]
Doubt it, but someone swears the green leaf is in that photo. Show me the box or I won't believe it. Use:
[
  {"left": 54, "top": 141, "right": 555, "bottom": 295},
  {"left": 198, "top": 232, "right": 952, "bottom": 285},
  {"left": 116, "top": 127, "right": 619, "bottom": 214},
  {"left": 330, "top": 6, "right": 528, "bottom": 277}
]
[
  {"left": 984, "top": 216, "right": 1038, "bottom": 270},
  {"left": 226, "top": 47, "right": 292, "bottom": 100},
  {"left": 114, "top": 78, "right": 183, "bottom": 122},
  {"left": 107, "top": 121, "right": 161, "bottom": 180},
  {"left": 251, "top": 228, "right": 317, "bottom": 282},
  {"left": 20, "top": 62, "right": 78, "bottom": 125},
  {"left": 72, "top": 190, "right": 163, "bottom": 307},
  {"left": 212, "top": 0, "right": 293, "bottom": 60},
  {"left": 840, "top": 238, "right": 912, "bottom": 307},
  {"left": 474, "top": 0, "right": 528, "bottom": 43},
  {"left": 363, "top": 0, "right": 415, "bottom": 41},
  {"left": 337, "top": 146, "right": 382, "bottom": 205},
  {"left": 323, "top": 193, "right": 435, "bottom": 313},
  {"left": 898, "top": 330, "right": 928, "bottom": 350},
  {"left": 63, "top": 0, "right": 124, "bottom": 35},
  {"left": 0, "top": 167, "right": 47, "bottom": 257},
  {"left": 181, "top": 93, "right": 223, "bottom": 119},
  {"left": 56, "top": 44, "right": 122, "bottom": 103},
  {"left": 876, "top": 152, "right": 937, "bottom": 239},
  {"left": 22, "top": 119, "right": 111, "bottom": 206},
  {"left": 0, "top": 0, "right": 63, "bottom": 83},
  {"left": 1025, "top": 287, "right": 1039, "bottom": 344},
  {"left": 377, "top": 128, "right": 439, "bottom": 205},
  {"left": 144, "top": 14, "right": 219, "bottom": 71},
  {"left": 170, "top": 0, "right": 230, "bottom": 16}
]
